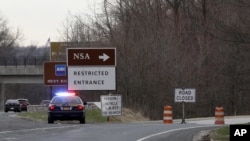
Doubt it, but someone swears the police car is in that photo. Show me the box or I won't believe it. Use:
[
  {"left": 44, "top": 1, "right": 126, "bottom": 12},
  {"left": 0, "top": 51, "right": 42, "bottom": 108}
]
[{"left": 48, "top": 92, "right": 87, "bottom": 124}]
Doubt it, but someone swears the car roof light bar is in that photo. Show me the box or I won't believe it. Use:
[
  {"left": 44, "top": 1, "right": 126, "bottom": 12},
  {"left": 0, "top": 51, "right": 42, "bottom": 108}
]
[{"left": 55, "top": 92, "right": 75, "bottom": 96}]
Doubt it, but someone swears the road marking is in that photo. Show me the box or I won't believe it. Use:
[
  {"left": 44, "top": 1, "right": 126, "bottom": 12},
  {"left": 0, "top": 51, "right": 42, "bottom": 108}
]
[
  {"left": 2, "top": 137, "right": 16, "bottom": 140},
  {"left": 0, "top": 125, "right": 79, "bottom": 134},
  {"left": 136, "top": 125, "right": 219, "bottom": 141},
  {"left": 0, "top": 131, "right": 13, "bottom": 134}
]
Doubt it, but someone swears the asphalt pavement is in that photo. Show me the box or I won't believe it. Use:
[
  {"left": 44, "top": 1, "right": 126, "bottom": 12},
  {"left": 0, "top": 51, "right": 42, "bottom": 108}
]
[
  {"left": 1, "top": 111, "right": 250, "bottom": 141},
  {"left": 183, "top": 115, "right": 250, "bottom": 125}
]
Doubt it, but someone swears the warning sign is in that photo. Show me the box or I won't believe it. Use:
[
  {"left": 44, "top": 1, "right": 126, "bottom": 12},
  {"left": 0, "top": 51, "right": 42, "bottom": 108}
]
[
  {"left": 175, "top": 88, "right": 196, "bottom": 103},
  {"left": 101, "top": 95, "right": 122, "bottom": 116}
]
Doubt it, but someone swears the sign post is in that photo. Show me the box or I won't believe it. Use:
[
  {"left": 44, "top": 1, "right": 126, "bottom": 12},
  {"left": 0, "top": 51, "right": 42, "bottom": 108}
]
[
  {"left": 175, "top": 88, "right": 196, "bottom": 124},
  {"left": 66, "top": 47, "right": 119, "bottom": 120},
  {"left": 181, "top": 101, "right": 186, "bottom": 124}
]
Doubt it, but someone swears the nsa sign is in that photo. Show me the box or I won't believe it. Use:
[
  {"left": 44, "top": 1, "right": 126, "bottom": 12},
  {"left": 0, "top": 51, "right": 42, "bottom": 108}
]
[
  {"left": 68, "top": 67, "right": 116, "bottom": 90},
  {"left": 67, "top": 48, "right": 116, "bottom": 90}
]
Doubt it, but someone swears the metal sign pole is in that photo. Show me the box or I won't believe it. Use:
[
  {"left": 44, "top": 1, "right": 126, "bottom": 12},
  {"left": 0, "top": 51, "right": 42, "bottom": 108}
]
[
  {"left": 107, "top": 116, "right": 110, "bottom": 122},
  {"left": 50, "top": 86, "right": 53, "bottom": 99},
  {"left": 181, "top": 101, "right": 186, "bottom": 124}
]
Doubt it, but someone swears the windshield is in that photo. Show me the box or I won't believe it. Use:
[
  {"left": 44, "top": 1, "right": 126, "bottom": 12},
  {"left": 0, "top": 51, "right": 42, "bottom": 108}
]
[
  {"left": 18, "top": 99, "right": 29, "bottom": 104},
  {"left": 51, "top": 96, "right": 82, "bottom": 104},
  {"left": 6, "top": 100, "right": 19, "bottom": 104}
]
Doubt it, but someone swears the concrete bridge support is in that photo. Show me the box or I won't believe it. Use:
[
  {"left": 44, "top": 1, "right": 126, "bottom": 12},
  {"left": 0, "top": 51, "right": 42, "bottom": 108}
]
[{"left": 0, "top": 66, "right": 44, "bottom": 110}]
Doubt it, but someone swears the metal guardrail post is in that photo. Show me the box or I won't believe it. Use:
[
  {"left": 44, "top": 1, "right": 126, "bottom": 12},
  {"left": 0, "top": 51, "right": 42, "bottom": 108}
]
[
  {"left": 35, "top": 56, "right": 37, "bottom": 67},
  {"left": 14, "top": 57, "right": 17, "bottom": 68},
  {"left": 24, "top": 57, "right": 27, "bottom": 67}
]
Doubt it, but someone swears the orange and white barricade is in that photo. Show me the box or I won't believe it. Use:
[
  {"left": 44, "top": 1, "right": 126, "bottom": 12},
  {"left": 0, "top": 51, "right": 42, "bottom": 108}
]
[
  {"left": 214, "top": 106, "right": 225, "bottom": 124},
  {"left": 163, "top": 105, "right": 173, "bottom": 124}
]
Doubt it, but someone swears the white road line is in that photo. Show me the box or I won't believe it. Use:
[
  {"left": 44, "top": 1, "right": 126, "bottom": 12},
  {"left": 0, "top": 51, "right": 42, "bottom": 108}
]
[
  {"left": 0, "top": 131, "right": 13, "bottom": 134},
  {"left": 136, "top": 125, "right": 219, "bottom": 141},
  {"left": 2, "top": 137, "right": 16, "bottom": 140},
  {"left": 0, "top": 125, "right": 79, "bottom": 134}
]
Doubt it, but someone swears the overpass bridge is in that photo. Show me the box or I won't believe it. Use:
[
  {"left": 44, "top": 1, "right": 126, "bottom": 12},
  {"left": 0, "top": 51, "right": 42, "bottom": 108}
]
[{"left": 0, "top": 57, "right": 46, "bottom": 110}]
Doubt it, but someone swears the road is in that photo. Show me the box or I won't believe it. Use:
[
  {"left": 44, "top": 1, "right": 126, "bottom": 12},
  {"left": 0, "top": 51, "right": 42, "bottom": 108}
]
[{"left": 0, "top": 112, "right": 232, "bottom": 141}]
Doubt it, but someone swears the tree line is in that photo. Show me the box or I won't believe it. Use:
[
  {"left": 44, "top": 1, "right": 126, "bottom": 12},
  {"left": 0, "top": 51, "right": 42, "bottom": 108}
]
[
  {"left": 1, "top": 0, "right": 250, "bottom": 119},
  {"left": 95, "top": 0, "right": 250, "bottom": 119}
]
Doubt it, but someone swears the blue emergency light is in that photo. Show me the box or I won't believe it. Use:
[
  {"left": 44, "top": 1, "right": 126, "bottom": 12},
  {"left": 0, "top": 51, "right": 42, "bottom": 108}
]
[{"left": 55, "top": 92, "right": 75, "bottom": 96}]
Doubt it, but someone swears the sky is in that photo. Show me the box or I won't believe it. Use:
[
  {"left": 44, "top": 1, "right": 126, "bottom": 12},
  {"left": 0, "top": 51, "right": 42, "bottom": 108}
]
[{"left": 0, "top": 0, "right": 103, "bottom": 47}]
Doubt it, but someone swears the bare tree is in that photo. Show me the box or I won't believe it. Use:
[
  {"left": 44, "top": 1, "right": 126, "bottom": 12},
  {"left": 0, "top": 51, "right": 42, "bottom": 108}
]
[
  {"left": 57, "top": 0, "right": 250, "bottom": 119},
  {"left": 0, "top": 14, "right": 20, "bottom": 56}
]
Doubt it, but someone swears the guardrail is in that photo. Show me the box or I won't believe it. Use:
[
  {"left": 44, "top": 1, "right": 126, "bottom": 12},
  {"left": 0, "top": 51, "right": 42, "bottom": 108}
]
[
  {"left": 0, "top": 56, "right": 49, "bottom": 66},
  {"left": 27, "top": 103, "right": 99, "bottom": 112},
  {"left": 27, "top": 105, "right": 48, "bottom": 112}
]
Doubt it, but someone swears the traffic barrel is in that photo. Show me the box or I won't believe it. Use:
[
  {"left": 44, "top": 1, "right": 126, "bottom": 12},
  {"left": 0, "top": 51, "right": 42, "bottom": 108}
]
[
  {"left": 163, "top": 105, "right": 173, "bottom": 124},
  {"left": 214, "top": 106, "right": 225, "bottom": 124}
]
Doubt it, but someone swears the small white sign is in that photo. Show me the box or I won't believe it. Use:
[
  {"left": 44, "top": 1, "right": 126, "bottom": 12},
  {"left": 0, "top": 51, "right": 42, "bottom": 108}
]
[
  {"left": 101, "top": 95, "right": 122, "bottom": 116},
  {"left": 68, "top": 67, "right": 116, "bottom": 90},
  {"left": 175, "top": 88, "right": 196, "bottom": 103}
]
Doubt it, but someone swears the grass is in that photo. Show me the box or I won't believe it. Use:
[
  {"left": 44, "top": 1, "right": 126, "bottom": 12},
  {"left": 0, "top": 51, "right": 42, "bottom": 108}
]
[
  {"left": 18, "top": 109, "right": 112, "bottom": 123},
  {"left": 19, "top": 111, "right": 47, "bottom": 121},
  {"left": 211, "top": 123, "right": 250, "bottom": 141},
  {"left": 210, "top": 126, "right": 230, "bottom": 141},
  {"left": 85, "top": 109, "right": 110, "bottom": 123}
]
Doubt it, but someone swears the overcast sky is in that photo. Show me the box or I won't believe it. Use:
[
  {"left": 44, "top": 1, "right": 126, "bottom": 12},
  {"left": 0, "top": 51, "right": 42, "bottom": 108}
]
[{"left": 0, "top": 0, "right": 103, "bottom": 46}]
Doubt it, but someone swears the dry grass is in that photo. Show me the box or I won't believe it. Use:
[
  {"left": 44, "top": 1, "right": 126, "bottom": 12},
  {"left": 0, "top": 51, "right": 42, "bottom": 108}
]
[{"left": 110, "top": 108, "right": 150, "bottom": 122}]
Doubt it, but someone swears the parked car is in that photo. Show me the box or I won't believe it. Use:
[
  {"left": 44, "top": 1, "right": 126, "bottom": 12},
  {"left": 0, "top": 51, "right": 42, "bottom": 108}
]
[
  {"left": 17, "top": 99, "right": 30, "bottom": 111},
  {"left": 5, "top": 99, "right": 21, "bottom": 112},
  {"left": 40, "top": 100, "right": 50, "bottom": 106}
]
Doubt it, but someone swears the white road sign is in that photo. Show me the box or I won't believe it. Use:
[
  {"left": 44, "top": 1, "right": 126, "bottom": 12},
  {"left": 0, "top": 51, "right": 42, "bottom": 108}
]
[
  {"left": 101, "top": 95, "right": 122, "bottom": 116},
  {"left": 68, "top": 67, "right": 116, "bottom": 90},
  {"left": 175, "top": 88, "right": 196, "bottom": 103}
]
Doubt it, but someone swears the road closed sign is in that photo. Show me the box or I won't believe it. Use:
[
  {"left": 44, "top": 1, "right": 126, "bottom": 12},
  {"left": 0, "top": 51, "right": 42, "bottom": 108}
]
[
  {"left": 175, "top": 88, "right": 196, "bottom": 103},
  {"left": 101, "top": 95, "right": 122, "bottom": 116}
]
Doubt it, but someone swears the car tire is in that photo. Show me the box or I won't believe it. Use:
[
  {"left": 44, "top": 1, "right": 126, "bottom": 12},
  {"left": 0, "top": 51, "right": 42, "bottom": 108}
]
[
  {"left": 79, "top": 116, "right": 85, "bottom": 124},
  {"left": 4, "top": 110, "right": 8, "bottom": 113},
  {"left": 48, "top": 116, "right": 54, "bottom": 124}
]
